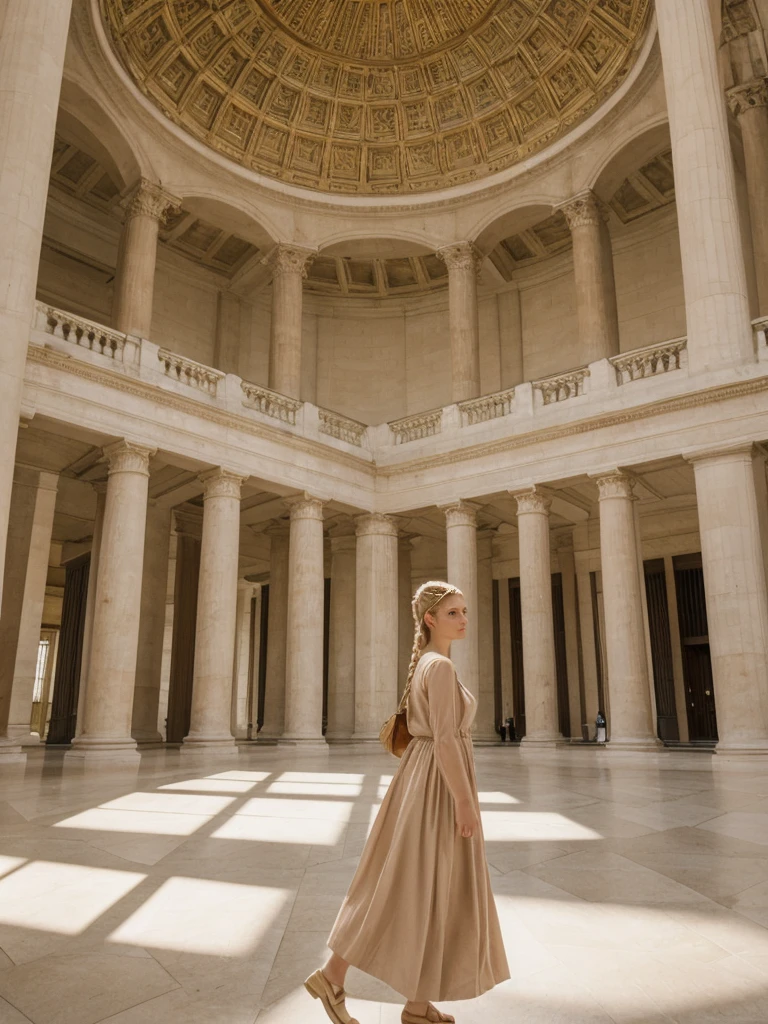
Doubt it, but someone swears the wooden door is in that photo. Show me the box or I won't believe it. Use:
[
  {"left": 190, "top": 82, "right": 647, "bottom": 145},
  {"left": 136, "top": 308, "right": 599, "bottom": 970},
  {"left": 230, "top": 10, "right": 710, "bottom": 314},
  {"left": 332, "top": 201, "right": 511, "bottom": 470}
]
[
  {"left": 644, "top": 559, "right": 679, "bottom": 742},
  {"left": 674, "top": 554, "right": 718, "bottom": 742}
]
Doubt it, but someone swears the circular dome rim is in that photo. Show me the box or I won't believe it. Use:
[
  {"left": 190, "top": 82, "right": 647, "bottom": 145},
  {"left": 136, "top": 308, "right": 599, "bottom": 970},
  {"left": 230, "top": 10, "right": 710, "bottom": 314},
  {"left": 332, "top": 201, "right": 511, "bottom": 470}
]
[{"left": 90, "top": 0, "right": 659, "bottom": 213}]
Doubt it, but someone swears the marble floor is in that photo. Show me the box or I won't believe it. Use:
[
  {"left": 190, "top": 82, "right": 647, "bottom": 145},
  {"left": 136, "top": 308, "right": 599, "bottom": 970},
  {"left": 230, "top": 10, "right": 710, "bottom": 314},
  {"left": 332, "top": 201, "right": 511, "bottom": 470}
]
[{"left": 3, "top": 747, "right": 768, "bottom": 1024}]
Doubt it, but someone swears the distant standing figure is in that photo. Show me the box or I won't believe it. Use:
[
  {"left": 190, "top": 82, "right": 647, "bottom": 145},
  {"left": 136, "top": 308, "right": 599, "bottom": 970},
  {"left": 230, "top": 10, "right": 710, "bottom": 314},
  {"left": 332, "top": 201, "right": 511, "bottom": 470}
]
[{"left": 304, "top": 580, "right": 510, "bottom": 1024}]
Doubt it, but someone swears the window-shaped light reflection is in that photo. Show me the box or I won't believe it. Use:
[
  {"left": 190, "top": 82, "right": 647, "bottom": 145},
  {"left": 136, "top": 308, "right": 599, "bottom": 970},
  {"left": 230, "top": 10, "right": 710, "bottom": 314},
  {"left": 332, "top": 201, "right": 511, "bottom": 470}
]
[
  {"left": 478, "top": 791, "right": 521, "bottom": 804},
  {"left": 159, "top": 778, "right": 258, "bottom": 794},
  {"left": 0, "top": 861, "right": 145, "bottom": 934},
  {"left": 54, "top": 792, "right": 235, "bottom": 837},
  {"left": 236, "top": 798, "right": 353, "bottom": 822},
  {"left": 277, "top": 771, "right": 365, "bottom": 784},
  {"left": 212, "top": 815, "right": 346, "bottom": 844},
  {"left": 109, "top": 877, "right": 289, "bottom": 955},
  {"left": 0, "top": 856, "right": 25, "bottom": 879},
  {"left": 481, "top": 811, "right": 602, "bottom": 842},
  {"left": 267, "top": 781, "right": 362, "bottom": 797},
  {"left": 206, "top": 771, "right": 272, "bottom": 783}
]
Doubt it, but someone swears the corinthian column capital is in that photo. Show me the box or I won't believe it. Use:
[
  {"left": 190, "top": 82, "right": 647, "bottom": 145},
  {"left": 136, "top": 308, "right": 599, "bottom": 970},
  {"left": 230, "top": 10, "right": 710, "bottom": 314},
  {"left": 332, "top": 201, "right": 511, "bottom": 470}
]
[
  {"left": 558, "top": 189, "right": 608, "bottom": 230},
  {"left": 121, "top": 178, "right": 181, "bottom": 222},
  {"left": 263, "top": 243, "right": 317, "bottom": 279},
  {"left": 435, "top": 241, "right": 483, "bottom": 276},
  {"left": 198, "top": 467, "right": 246, "bottom": 501},
  {"left": 355, "top": 512, "right": 398, "bottom": 538},
  {"left": 511, "top": 486, "right": 552, "bottom": 516},
  {"left": 592, "top": 469, "right": 637, "bottom": 501},
  {"left": 102, "top": 440, "right": 156, "bottom": 476},
  {"left": 728, "top": 79, "right": 768, "bottom": 118},
  {"left": 442, "top": 500, "right": 479, "bottom": 529},
  {"left": 284, "top": 493, "right": 326, "bottom": 521}
]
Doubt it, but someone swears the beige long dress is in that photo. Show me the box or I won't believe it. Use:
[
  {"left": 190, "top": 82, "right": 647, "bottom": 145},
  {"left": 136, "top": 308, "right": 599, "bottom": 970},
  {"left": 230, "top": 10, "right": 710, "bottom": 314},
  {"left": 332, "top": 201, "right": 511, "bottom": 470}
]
[{"left": 327, "top": 651, "right": 510, "bottom": 1002}]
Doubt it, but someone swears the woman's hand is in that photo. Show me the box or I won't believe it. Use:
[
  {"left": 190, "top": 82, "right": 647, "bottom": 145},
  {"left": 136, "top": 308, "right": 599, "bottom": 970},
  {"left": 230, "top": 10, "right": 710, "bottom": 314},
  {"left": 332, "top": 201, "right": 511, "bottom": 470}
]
[{"left": 455, "top": 798, "right": 480, "bottom": 839}]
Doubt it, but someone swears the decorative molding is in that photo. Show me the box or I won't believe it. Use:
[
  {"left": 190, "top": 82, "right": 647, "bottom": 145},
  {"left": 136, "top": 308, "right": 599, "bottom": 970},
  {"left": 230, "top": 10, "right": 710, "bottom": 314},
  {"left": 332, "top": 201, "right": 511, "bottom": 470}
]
[
  {"left": 241, "top": 379, "right": 303, "bottom": 424},
  {"left": 533, "top": 367, "right": 590, "bottom": 405},
  {"left": 435, "top": 241, "right": 484, "bottom": 277},
  {"left": 199, "top": 467, "right": 246, "bottom": 501},
  {"left": 389, "top": 409, "right": 443, "bottom": 444},
  {"left": 355, "top": 512, "right": 398, "bottom": 538},
  {"left": 318, "top": 409, "right": 367, "bottom": 447},
  {"left": 262, "top": 243, "right": 317, "bottom": 279},
  {"left": 512, "top": 486, "right": 552, "bottom": 516},
  {"left": 158, "top": 349, "right": 224, "bottom": 396},
  {"left": 102, "top": 439, "right": 155, "bottom": 475},
  {"left": 728, "top": 79, "right": 768, "bottom": 117},
  {"left": 458, "top": 387, "right": 515, "bottom": 425},
  {"left": 593, "top": 469, "right": 636, "bottom": 501},
  {"left": 559, "top": 189, "right": 607, "bottom": 229},
  {"left": 122, "top": 178, "right": 181, "bottom": 222},
  {"left": 610, "top": 338, "right": 687, "bottom": 385}
]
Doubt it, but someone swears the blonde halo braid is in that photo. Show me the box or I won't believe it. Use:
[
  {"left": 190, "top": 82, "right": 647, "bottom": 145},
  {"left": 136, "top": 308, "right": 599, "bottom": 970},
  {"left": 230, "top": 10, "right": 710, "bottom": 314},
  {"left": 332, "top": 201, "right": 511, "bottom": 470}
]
[{"left": 397, "top": 580, "right": 460, "bottom": 713}]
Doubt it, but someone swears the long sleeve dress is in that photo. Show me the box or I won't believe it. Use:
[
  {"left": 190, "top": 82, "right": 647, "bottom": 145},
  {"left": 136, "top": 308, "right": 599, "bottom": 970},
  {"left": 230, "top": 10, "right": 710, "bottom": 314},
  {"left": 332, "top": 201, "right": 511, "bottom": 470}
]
[{"left": 326, "top": 651, "right": 510, "bottom": 1002}]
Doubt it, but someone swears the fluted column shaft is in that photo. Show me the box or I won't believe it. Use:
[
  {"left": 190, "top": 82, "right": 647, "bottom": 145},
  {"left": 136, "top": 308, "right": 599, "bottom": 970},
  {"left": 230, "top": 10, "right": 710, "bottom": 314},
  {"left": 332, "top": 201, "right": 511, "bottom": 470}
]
[
  {"left": 655, "top": 0, "right": 753, "bottom": 370},
  {"left": 0, "top": 0, "right": 74, "bottom": 621},
  {"left": 282, "top": 497, "right": 326, "bottom": 743},
  {"left": 69, "top": 442, "right": 155, "bottom": 761},
  {"left": 261, "top": 525, "right": 289, "bottom": 738},
  {"left": 0, "top": 468, "right": 58, "bottom": 752},
  {"left": 729, "top": 82, "right": 768, "bottom": 317},
  {"left": 113, "top": 180, "right": 180, "bottom": 338},
  {"left": 132, "top": 501, "right": 172, "bottom": 744},
  {"left": 689, "top": 447, "right": 768, "bottom": 752},
  {"left": 560, "top": 191, "right": 620, "bottom": 363},
  {"left": 595, "top": 472, "right": 659, "bottom": 749},
  {"left": 514, "top": 489, "right": 560, "bottom": 745},
  {"left": 444, "top": 502, "right": 480, "bottom": 701},
  {"left": 437, "top": 242, "right": 482, "bottom": 403},
  {"left": 267, "top": 244, "right": 315, "bottom": 399},
  {"left": 354, "top": 514, "right": 398, "bottom": 740},
  {"left": 327, "top": 532, "right": 356, "bottom": 740},
  {"left": 184, "top": 469, "right": 244, "bottom": 749}
]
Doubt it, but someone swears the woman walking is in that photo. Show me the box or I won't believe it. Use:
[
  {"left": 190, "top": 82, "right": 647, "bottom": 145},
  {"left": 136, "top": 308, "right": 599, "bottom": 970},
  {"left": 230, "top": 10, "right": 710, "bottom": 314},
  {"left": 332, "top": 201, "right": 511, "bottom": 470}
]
[{"left": 305, "top": 581, "right": 510, "bottom": 1023}]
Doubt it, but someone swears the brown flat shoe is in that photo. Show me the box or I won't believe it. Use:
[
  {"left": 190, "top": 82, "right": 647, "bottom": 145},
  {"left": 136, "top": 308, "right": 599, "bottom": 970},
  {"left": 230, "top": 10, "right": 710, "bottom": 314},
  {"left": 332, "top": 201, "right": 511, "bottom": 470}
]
[
  {"left": 402, "top": 1004, "right": 455, "bottom": 1023},
  {"left": 304, "top": 968, "right": 360, "bottom": 1024}
]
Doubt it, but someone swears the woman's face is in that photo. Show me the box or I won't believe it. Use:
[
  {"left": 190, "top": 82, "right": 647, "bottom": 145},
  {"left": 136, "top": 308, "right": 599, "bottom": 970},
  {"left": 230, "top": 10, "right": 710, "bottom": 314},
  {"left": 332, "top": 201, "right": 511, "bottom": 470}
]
[{"left": 426, "top": 591, "right": 468, "bottom": 642}]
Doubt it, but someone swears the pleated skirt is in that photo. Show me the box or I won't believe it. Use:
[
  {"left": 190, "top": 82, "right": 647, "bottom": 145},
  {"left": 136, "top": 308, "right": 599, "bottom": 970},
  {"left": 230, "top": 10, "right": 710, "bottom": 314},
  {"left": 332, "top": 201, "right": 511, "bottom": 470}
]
[{"left": 327, "top": 736, "right": 510, "bottom": 1002}]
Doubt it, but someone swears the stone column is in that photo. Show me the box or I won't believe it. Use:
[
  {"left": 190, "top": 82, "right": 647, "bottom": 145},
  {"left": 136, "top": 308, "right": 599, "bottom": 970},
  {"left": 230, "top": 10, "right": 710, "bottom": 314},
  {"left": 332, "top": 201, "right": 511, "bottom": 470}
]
[
  {"left": 398, "top": 535, "right": 414, "bottom": 702},
  {"left": 594, "top": 471, "right": 660, "bottom": 750},
  {"left": 557, "top": 537, "right": 583, "bottom": 740},
  {"left": 131, "top": 501, "right": 172, "bottom": 746},
  {"left": 513, "top": 488, "right": 560, "bottom": 746},
  {"left": 265, "top": 244, "right": 316, "bottom": 399},
  {"left": 0, "top": 468, "right": 58, "bottom": 755},
  {"left": 281, "top": 496, "right": 326, "bottom": 745},
  {"left": 353, "top": 514, "right": 399, "bottom": 741},
  {"left": 436, "top": 242, "right": 483, "bottom": 402},
  {"left": 444, "top": 501, "right": 480, "bottom": 700},
  {"left": 183, "top": 469, "right": 244, "bottom": 751},
  {"left": 68, "top": 441, "right": 155, "bottom": 762},
  {"left": 688, "top": 446, "right": 768, "bottom": 753},
  {"left": 232, "top": 581, "right": 256, "bottom": 739},
  {"left": 76, "top": 483, "right": 107, "bottom": 730},
  {"left": 655, "top": 0, "right": 754, "bottom": 370},
  {"left": 0, "top": 0, "right": 75, "bottom": 621},
  {"left": 560, "top": 190, "right": 620, "bottom": 363},
  {"left": 728, "top": 81, "right": 768, "bottom": 317},
  {"left": 260, "top": 524, "right": 289, "bottom": 739},
  {"left": 327, "top": 528, "right": 356, "bottom": 741},
  {"left": 113, "top": 180, "right": 180, "bottom": 339},
  {"left": 475, "top": 529, "right": 497, "bottom": 741}
]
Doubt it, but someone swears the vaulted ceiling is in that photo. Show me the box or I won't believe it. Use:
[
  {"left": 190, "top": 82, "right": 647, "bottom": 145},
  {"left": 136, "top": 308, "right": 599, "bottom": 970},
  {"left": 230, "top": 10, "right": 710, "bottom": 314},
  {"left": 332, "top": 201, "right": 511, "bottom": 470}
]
[{"left": 101, "top": 0, "right": 652, "bottom": 195}]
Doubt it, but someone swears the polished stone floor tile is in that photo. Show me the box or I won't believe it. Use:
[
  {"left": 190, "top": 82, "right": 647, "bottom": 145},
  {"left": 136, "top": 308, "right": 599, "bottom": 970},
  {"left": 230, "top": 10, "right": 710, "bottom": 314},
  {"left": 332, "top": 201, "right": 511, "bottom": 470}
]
[{"left": 3, "top": 746, "right": 768, "bottom": 1022}]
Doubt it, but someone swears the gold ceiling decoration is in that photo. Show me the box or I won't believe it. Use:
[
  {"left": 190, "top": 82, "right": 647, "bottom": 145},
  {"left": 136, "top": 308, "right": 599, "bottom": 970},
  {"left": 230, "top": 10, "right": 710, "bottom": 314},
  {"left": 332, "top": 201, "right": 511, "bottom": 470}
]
[{"left": 102, "top": 0, "right": 651, "bottom": 195}]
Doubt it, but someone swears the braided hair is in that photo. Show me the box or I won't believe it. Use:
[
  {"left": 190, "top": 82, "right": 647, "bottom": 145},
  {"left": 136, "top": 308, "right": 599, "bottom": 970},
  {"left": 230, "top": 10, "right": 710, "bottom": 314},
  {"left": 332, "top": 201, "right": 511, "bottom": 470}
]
[{"left": 397, "top": 580, "right": 461, "bottom": 712}]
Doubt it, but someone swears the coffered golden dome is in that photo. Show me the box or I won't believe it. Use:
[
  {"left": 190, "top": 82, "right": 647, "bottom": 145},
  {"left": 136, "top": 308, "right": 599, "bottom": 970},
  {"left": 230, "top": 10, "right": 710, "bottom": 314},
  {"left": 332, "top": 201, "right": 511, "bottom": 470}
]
[{"left": 102, "top": 0, "right": 652, "bottom": 195}]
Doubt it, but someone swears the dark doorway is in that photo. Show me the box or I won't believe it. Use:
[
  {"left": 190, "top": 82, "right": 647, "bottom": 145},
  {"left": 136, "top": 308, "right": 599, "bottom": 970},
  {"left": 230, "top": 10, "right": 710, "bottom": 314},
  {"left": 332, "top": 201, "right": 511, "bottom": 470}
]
[
  {"left": 255, "top": 584, "right": 269, "bottom": 734},
  {"left": 166, "top": 534, "right": 201, "bottom": 744},
  {"left": 322, "top": 577, "right": 331, "bottom": 736},
  {"left": 492, "top": 579, "right": 502, "bottom": 729},
  {"left": 674, "top": 553, "right": 718, "bottom": 742},
  {"left": 47, "top": 554, "right": 90, "bottom": 745},
  {"left": 644, "top": 559, "right": 680, "bottom": 742},
  {"left": 551, "top": 573, "right": 570, "bottom": 739},
  {"left": 508, "top": 578, "right": 526, "bottom": 738}
]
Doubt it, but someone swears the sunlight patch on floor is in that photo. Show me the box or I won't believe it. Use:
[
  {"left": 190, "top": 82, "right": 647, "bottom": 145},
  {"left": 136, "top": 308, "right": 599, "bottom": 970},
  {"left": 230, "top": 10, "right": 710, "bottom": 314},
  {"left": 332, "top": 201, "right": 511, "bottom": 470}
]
[{"left": 481, "top": 811, "right": 602, "bottom": 841}]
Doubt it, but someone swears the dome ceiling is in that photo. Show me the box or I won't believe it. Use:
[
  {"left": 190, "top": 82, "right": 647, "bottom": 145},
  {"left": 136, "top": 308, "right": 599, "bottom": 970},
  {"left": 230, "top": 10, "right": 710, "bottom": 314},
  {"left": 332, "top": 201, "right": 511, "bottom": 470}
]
[{"left": 102, "top": 0, "right": 651, "bottom": 196}]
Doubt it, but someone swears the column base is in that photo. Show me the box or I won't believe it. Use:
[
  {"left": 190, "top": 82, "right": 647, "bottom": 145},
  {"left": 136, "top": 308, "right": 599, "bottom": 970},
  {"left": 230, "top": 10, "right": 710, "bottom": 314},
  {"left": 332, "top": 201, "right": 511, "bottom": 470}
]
[
  {"left": 715, "top": 740, "right": 768, "bottom": 759},
  {"left": 133, "top": 731, "right": 165, "bottom": 749},
  {"left": 7, "top": 728, "right": 42, "bottom": 748},
  {"left": 181, "top": 736, "right": 237, "bottom": 755},
  {"left": 519, "top": 736, "right": 561, "bottom": 750},
  {"left": 606, "top": 738, "right": 664, "bottom": 753},
  {"left": 277, "top": 737, "right": 329, "bottom": 752},
  {"left": 0, "top": 738, "right": 26, "bottom": 765},
  {"left": 66, "top": 737, "right": 140, "bottom": 764}
]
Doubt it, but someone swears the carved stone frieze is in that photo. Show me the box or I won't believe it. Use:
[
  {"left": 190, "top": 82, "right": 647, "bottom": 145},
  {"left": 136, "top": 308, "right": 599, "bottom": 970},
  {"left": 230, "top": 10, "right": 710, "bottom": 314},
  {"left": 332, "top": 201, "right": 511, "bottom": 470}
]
[{"left": 100, "top": 0, "right": 652, "bottom": 195}]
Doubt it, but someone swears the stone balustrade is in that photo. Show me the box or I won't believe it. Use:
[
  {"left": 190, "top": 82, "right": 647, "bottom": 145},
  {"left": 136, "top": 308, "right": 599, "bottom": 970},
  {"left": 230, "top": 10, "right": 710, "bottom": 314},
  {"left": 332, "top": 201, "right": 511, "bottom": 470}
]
[
  {"left": 533, "top": 367, "right": 591, "bottom": 405},
  {"left": 318, "top": 409, "right": 367, "bottom": 447},
  {"left": 241, "top": 380, "right": 302, "bottom": 425},
  {"left": 158, "top": 349, "right": 224, "bottom": 396},
  {"left": 389, "top": 409, "right": 443, "bottom": 444},
  {"left": 610, "top": 338, "right": 688, "bottom": 385},
  {"left": 457, "top": 387, "right": 516, "bottom": 425},
  {"left": 37, "top": 304, "right": 134, "bottom": 361}
]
